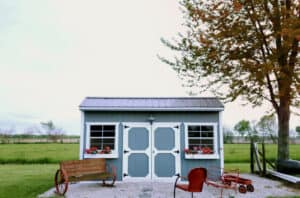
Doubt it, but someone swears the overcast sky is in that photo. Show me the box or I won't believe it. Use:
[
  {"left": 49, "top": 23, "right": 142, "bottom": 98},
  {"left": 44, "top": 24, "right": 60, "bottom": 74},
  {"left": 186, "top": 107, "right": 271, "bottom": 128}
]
[{"left": 0, "top": 0, "right": 299, "bottom": 135}]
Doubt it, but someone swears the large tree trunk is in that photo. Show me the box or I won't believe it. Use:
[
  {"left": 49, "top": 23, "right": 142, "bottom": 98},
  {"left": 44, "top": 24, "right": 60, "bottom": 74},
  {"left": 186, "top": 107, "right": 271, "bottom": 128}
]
[{"left": 276, "top": 96, "right": 290, "bottom": 171}]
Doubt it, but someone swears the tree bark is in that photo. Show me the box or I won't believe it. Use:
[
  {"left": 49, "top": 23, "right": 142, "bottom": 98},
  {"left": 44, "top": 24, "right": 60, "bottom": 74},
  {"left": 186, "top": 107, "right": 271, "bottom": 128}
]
[{"left": 277, "top": 96, "right": 290, "bottom": 166}]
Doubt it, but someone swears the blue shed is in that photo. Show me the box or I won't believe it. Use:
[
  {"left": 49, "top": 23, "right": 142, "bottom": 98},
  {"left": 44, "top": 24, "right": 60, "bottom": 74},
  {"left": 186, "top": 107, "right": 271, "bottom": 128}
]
[{"left": 79, "top": 97, "right": 224, "bottom": 181}]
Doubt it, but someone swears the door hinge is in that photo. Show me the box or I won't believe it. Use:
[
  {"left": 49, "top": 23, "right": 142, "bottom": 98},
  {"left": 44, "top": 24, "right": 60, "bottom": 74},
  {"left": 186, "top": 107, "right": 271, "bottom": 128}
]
[
  {"left": 124, "top": 150, "right": 129, "bottom": 154},
  {"left": 124, "top": 125, "right": 130, "bottom": 129},
  {"left": 174, "top": 125, "right": 179, "bottom": 129},
  {"left": 123, "top": 173, "right": 128, "bottom": 177}
]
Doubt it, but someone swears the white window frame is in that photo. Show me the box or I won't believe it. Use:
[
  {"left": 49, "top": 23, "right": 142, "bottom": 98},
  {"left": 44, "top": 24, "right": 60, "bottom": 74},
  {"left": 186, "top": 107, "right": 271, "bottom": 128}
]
[
  {"left": 184, "top": 122, "right": 219, "bottom": 159},
  {"left": 84, "top": 122, "right": 119, "bottom": 159}
]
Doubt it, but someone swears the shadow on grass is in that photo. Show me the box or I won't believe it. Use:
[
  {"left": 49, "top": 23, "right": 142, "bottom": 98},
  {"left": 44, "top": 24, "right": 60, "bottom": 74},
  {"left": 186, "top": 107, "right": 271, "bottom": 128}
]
[{"left": 0, "top": 158, "right": 57, "bottom": 164}]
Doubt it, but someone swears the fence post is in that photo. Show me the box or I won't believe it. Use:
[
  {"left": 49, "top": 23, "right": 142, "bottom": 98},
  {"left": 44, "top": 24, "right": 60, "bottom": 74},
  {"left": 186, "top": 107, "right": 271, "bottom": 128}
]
[
  {"left": 250, "top": 138, "right": 254, "bottom": 173},
  {"left": 262, "top": 140, "right": 266, "bottom": 176}
]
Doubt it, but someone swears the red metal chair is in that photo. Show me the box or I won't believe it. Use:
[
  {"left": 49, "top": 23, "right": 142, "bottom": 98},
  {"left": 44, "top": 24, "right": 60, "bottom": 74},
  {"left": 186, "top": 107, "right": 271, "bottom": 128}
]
[{"left": 173, "top": 168, "right": 207, "bottom": 198}]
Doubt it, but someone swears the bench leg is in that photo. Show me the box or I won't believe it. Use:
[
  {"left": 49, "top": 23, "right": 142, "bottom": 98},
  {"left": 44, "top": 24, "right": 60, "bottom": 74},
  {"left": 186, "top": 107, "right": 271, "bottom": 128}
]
[{"left": 102, "top": 178, "right": 115, "bottom": 187}]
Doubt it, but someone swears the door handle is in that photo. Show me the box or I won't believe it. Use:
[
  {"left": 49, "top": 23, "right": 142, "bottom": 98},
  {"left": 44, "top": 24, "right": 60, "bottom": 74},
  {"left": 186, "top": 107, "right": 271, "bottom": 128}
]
[{"left": 174, "top": 150, "right": 180, "bottom": 154}]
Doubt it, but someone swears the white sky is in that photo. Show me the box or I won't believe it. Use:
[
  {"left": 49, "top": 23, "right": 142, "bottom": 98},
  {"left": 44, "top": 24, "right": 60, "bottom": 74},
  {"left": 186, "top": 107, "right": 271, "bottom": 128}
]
[{"left": 0, "top": 0, "right": 299, "bottom": 134}]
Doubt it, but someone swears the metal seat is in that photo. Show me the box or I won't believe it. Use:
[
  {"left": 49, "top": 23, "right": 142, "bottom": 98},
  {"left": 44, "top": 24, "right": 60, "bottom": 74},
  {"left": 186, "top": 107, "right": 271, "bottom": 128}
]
[{"left": 173, "top": 167, "right": 207, "bottom": 198}]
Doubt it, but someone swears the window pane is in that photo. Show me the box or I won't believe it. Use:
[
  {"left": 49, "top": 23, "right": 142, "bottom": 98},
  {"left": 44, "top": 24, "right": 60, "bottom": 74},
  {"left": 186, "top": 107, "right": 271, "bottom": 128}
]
[
  {"left": 201, "top": 139, "right": 213, "bottom": 145},
  {"left": 103, "top": 125, "right": 115, "bottom": 131},
  {"left": 201, "top": 132, "right": 214, "bottom": 138},
  {"left": 103, "top": 144, "right": 115, "bottom": 150},
  {"left": 188, "top": 126, "right": 200, "bottom": 132},
  {"left": 103, "top": 139, "right": 115, "bottom": 149},
  {"left": 103, "top": 131, "right": 115, "bottom": 137},
  {"left": 188, "top": 132, "right": 200, "bottom": 137},
  {"left": 90, "top": 131, "right": 102, "bottom": 137},
  {"left": 90, "top": 125, "right": 102, "bottom": 131},
  {"left": 189, "top": 139, "right": 201, "bottom": 145},
  {"left": 90, "top": 139, "right": 103, "bottom": 149},
  {"left": 201, "top": 126, "right": 213, "bottom": 132}
]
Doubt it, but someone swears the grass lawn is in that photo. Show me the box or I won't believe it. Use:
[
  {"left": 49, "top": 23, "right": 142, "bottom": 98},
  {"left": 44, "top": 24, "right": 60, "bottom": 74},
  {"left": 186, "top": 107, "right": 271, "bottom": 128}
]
[
  {"left": 0, "top": 143, "right": 299, "bottom": 165},
  {"left": 224, "top": 144, "right": 300, "bottom": 163},
  {"left": 0, "top": 164, "right": 58, "bottom": 198},
  {"left": 0, "top": 143, "right": 79, "bottom": 163},
  {"left": 224, "top": 163, "right": 250, "bottom": 173},
  {"left": 0, "top": 143, "right": 299, "bottom": 198}
]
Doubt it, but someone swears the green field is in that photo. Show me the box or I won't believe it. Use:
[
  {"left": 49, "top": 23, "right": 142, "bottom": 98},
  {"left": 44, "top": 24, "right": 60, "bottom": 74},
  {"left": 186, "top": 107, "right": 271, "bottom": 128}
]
[
  {"left": 224, "top": 144, "right": 300, "bottom": 163},
  {"left": 224, "top": 144, "right": 300, "bottom": 172},
  {"left": 0, "top": 143, "right": 79, "bottom": 163},
  {"left": 0, "top": 143, "right": 299, "bottom": 198}
]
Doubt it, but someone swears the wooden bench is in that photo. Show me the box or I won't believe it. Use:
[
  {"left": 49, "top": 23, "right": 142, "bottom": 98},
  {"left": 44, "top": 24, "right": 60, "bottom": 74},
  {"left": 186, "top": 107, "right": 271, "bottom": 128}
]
[{"left": 54, "top": 158, "right": 116, "bottom": 195}]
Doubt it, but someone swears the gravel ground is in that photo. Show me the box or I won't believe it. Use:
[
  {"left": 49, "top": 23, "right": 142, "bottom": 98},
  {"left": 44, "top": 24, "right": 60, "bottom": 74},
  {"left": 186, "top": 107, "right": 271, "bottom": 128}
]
[{"left": 39, "top": 174, "right": 300, "bottom": 198}]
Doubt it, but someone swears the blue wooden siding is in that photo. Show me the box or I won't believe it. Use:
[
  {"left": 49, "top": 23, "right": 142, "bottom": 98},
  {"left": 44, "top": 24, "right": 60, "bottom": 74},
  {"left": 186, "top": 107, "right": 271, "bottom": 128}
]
[{"left": 82, "top": 111, "right": 221, "bottom": 180}]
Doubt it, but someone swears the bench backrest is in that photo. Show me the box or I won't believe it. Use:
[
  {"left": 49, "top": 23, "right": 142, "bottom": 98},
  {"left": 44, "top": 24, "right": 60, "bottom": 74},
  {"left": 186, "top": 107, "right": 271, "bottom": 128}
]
[{"left": 60, "top": 158, "right": 106, "bottom": 176}]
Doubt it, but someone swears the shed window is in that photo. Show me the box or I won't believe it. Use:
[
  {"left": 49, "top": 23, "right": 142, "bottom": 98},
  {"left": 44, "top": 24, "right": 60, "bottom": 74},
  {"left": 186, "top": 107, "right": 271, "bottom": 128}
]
[
  {"left": 185, "top": 123, "right": 218, "bottom": 156},
  {"left": 89, "top": 125, "right": 116, "bottom": 150},
  {"left": 85, "top": 123, "right": 119, "bottom": 158}
]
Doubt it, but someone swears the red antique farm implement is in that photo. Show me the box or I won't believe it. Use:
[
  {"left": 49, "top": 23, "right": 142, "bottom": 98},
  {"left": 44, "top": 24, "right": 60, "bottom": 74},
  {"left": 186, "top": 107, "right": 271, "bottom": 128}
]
[
  {"left": 174, "top": 167, "right": 254, "bottom": 198},
  {"left": 205, "top": 167, "right": 254, "bottom": 197},
  {"left": 222, "top": 174, "right": 254, "bottom": 193}
]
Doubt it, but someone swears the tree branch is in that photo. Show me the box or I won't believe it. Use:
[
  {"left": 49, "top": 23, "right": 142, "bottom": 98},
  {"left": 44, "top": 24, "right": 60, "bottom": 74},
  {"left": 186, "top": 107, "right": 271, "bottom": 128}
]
[{"left": 266, "top": 74, "right": 280, "bottom": 113}]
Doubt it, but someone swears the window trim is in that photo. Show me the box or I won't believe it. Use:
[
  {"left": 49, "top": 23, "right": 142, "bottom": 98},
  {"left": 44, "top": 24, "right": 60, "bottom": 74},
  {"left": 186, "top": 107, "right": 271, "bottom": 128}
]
[
  {"left": 84, "top": 122, "right": 119, "bottom": 159},
  {"left": 184, "top": 122, "right": 219, "bottom": 159}
]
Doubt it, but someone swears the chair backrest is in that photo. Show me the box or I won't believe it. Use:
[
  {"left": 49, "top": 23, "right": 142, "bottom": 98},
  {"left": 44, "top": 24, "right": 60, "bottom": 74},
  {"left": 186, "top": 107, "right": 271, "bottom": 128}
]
[{"left": 187, "top": 168, "right": 207, "bottom": 192}]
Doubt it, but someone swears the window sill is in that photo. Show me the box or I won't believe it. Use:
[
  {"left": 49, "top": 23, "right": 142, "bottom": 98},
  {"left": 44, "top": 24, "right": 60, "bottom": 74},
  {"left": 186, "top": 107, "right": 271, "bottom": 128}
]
[
  {"left": 84, "top": 153, "right": 118, "bottom": 159},
  {"left": 185, "top": 153, "right": 219, "bottom": 159}
]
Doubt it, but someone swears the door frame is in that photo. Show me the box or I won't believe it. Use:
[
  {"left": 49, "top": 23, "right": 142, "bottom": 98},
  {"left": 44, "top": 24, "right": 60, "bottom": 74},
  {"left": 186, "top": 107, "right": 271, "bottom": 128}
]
[{"left": 122, "top": 122, "right": 181, "bottom": 181}]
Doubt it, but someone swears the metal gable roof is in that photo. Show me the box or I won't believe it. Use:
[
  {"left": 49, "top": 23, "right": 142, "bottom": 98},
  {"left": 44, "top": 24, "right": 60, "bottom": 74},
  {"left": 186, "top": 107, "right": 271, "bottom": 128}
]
[{"left": 79, "top": 97, "right": 224, "bottom": 111}]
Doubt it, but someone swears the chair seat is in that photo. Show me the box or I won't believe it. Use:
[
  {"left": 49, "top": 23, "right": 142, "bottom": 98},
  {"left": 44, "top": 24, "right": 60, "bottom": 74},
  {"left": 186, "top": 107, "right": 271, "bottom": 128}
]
[
  {"left": 176, "top": 184, "right": 204, "bottom": 192},
  {"left": 175, "top": 184, "right": 189, "bottom": 191}
]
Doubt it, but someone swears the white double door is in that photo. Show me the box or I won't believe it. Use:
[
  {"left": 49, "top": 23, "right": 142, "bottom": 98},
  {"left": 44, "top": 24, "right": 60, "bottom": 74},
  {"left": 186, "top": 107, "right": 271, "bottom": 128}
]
[{"left": 123, "top": 123, "right": 180, "bottom": 180}]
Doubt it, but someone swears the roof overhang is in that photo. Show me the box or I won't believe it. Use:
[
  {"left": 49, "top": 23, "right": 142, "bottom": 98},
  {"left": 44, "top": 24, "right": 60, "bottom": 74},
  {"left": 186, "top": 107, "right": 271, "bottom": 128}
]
[{"left": 79, "top": 107, "right": 224, "bottom": 111}]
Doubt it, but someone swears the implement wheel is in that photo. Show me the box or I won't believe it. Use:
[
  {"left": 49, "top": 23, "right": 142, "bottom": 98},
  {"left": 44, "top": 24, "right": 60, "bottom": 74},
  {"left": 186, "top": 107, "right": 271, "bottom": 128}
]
[
  {"left": 238, "top": 185, "right": 247, "bottom": 194},
  {"left": 55, "top": 169, "right": 69, "bottom": 195},
  {"left": 247, "top": 184, "right": 254, "bottom": 192}
]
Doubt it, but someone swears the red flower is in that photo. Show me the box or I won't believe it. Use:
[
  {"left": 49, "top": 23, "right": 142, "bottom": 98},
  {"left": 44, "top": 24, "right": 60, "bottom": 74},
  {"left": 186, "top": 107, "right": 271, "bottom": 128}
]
[{"left": 201, "top": 147, "right": 213, "bottom": 154}]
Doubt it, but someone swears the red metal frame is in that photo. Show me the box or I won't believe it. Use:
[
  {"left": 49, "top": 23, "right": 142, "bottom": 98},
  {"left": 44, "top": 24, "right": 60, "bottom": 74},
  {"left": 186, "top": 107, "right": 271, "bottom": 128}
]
[
  {"left": 222, "top": 174, "right": 254, "bottom": 193},
  {"left": 174, "top": 168, "right": 207, "bottom": 198},
  {"left": 205, "top": 167, "right": 254, "bottom": 197}
]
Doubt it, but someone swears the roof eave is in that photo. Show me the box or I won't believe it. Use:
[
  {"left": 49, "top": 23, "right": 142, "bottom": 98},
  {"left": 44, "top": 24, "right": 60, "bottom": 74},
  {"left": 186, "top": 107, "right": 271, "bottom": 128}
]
[{"left": 79, "top": 107, "right": 224, "bottom": 111}]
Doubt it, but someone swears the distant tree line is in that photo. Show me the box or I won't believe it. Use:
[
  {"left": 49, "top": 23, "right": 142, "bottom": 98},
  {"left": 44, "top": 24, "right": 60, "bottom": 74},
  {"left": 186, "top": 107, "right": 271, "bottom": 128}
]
[
  {"left": 0, "top": 120, "right": 78, "bottom": 144},
  {"left": 224, "top": 114, "right": 300, "bottom": 144}
]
